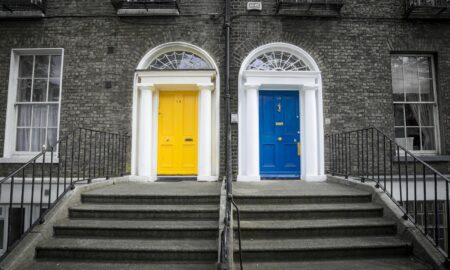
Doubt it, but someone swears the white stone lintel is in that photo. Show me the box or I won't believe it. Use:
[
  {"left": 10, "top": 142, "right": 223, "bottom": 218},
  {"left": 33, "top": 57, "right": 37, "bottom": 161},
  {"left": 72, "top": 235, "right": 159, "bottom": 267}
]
[
  {"left": 137, "top": 84, "right": 156, "bottom": 91},
  {"left": 197, "top": 83, "right": 215, "bottom": 91}
]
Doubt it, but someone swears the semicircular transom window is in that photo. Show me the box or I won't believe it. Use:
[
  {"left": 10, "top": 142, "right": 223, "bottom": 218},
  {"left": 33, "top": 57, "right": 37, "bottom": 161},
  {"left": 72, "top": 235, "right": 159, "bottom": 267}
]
[
  {"left": 246, "top": 50, "right": 311, "bottom": 71},
  {"left": 148, "top": 51, "right": 212, "bottom": 70}
]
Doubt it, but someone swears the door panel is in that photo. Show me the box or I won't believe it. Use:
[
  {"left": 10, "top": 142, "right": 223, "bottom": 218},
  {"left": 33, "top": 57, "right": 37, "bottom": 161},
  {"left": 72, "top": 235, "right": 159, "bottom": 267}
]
[
  {"left": 259, "top": 91, "right": 300, "bottom": 177},
  {"left": 158, "top": 91, "right": 198, "bottom": 175}
]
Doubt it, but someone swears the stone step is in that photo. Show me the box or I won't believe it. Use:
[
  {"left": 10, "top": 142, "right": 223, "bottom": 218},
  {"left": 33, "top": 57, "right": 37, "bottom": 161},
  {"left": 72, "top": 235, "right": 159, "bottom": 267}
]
[
  {"left": 233, "top": 194, "right": 372, "bottom": 205},
  {"left": 24, "top": 261, "right": 216, "bottom": 270},
  {"left": 237, "top": 257, "right": 431, "bottom": 270},
  {"left": 54, "top": 219, "right": 218, "bottom": 239},
  {"left": 236, "top": 203, "right": 383, "bottom": 219},
  {"left": 36, "top": 238, "right": 217, "bottom": 262},
  {"left": 81, "top": 194, "right": 220, "bottom": 205},
  {"left": 234, "top": 218, "right": 397, "bottom": 238},
  {"left": 69, "top": 204, "right": 219, "bottom": 220},
  {"left": 234, "top": 236, "right": 411, "bottom": 261}
]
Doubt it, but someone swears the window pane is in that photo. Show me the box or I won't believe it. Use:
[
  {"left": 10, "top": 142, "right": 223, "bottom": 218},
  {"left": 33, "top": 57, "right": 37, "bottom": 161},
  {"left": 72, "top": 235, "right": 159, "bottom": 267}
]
[
  {"left": 48, "top": 105, "right": 59, "bottom": 127},
  {"left": 420, "top": 104, "right": 434, "bottom": 126},
  {"left": 0, "top": 220, "right": 3, "bottom": 249},
  {"left": 31, "top": 128, "right": 46, "bottom": 151},
  {"left": 421, "top": 128, "right": 435, "bottom": 151},
  {"left": 16, "top": 128, "right": 30, "bottom": 151},
  {"left": 395, "top": 127, "right": 405, "bottom": 139},
  {"left": 391, "top": 56, "right": 404, "bottom": 101},
  {"left": 32, "top": 79, "right": 47, "bottom": 102},
  {"left": 34, "top": 55, "right": 49, "bottom": 78},
  {"left": 394, "top": 104, "right": 404, "bottom": 126},
  {"left": 47, "top": 128, "right": 57, "bottom": 147},
  {"left": 405, "top": 104, "right": 420, "bottom": 126},
  {"left": 417, "top": 56, "right": 431, "bottom": 79},
  {"left": 406, "top": 128, "right": 420, "bottom": 151},
  {"left": 32, "top": 105, "right": 48, "bottom": 128},
  {"left": 420, "top": 79, "right": 434, "bottom": 101},
  {"left": 48, "top": 78, "right": 60, "bottom": 101},
  {"left": 17, "top": 105, "right": 32, "bottom": 127},
  {"left": 403, "top": 57, "right": 420, "bottom": 102},
  {"left": 17, "top": 79, "right": 32, "bottom": 102},
  {"left": 50, "top": 55, "right": 61, "bottom": 78},
  {"left": 18, "top": 56, "right": 33, "bottom": 78}
]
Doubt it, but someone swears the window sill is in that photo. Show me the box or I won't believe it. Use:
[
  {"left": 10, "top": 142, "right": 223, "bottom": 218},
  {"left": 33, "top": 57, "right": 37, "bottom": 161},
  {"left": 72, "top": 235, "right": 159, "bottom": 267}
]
[
  {"left": 393, "top": 155, "right": 450, "bottom": 163},
  {"left": 0, "top": 155, "right": 59, "bottom": 164}
]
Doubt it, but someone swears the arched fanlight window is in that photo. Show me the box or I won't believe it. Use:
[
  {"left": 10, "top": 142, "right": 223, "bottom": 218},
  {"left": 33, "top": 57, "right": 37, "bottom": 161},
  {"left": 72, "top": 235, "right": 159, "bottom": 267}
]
[
  {"left": 148, "top": 51, "right": 212, "bottom": 70},
  {"left": 246, "top": 50, "right": 311, "bottom": 71}
]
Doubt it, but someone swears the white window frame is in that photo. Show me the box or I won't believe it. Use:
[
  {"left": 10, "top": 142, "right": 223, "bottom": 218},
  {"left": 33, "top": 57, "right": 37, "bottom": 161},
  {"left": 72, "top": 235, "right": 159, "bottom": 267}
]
[
  {"left": 1, "top": 49, "right": 64, "bottom": 163},
  {"left": 392, "top": 53, "right": 440, "bottom": 155}
]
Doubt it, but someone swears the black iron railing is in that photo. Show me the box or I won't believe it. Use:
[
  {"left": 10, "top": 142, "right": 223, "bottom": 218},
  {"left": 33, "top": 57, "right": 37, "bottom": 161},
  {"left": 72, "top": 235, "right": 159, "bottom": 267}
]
[
  {"left": 326, "top": 127, "right": 450, "bottom": 259},
  {"left": 408, "top": 0, "right": 449, "bottom": 8},
  {"left": 0, "top": 127, "right": 129, "bottom": 259},
  {"left": 111, "top": 0, "right": 179, "bottom": 11},
  {"left": 406, "top": 0, "right": 450, "bottom": 18},
  {"left": 0, "top": 0, "right": 46, "bottom": 13}
]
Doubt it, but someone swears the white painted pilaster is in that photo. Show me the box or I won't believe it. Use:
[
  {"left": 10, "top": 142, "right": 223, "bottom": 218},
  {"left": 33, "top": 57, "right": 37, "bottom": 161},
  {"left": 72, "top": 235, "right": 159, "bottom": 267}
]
[
  {"left": 137, "top": 85, "right": 156, "bottom": 180},
  {"left": 197, "top": 83, "right": 215, "bottom": 181},
  {"left": 244, "top": 84, "right": 261, "bottom": 181},
  {"left": 303, "top": 87, "right": 320, "bottom": 181}
]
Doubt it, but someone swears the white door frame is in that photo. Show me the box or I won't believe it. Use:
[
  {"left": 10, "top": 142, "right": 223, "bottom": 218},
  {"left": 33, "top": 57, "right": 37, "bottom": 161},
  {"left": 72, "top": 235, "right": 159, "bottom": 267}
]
[
  {"left": 131, "top": 43, "right": 220, "bottom": 181},
  {"left": 237, "top": 43, "right": 326, "bottom": 182}
]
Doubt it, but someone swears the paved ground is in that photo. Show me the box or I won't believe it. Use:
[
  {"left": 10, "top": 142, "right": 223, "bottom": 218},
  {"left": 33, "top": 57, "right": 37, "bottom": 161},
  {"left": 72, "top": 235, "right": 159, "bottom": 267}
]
[
  {"left": 234, "top": 180, "right": 367, "bottom": 196},
  {"left": 85, "top": 181, "right": 221, "bottom": 196}
]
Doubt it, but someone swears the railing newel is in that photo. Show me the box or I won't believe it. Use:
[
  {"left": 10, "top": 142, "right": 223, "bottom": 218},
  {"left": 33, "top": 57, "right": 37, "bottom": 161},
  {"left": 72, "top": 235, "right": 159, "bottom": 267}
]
[
  {"left": 434, "top": 173, "right": 439, "bottom": 246},
  {"left": 48, "top": 146, "right": 54, "bottom": 209}
]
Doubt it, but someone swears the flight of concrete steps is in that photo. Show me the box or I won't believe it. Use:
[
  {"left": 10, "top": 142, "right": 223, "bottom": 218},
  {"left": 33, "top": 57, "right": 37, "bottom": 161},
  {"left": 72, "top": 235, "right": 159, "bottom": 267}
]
[
  {"left": 233, "top": 181, "right": 432, "bottom": 270},
  {"left": 24, "top": 182, "right": 221, "bottom": 270}
]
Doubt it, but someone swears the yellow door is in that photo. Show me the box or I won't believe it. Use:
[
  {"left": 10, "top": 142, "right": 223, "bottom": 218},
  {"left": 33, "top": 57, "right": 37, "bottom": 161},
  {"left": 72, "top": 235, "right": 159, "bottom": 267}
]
[{"left": 157, "top": 91, "right": 198, "bottom": 175}]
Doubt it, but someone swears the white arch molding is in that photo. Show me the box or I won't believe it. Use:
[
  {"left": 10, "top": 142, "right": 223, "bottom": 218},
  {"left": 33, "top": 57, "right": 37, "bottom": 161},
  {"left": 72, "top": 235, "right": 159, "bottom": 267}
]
[
  {"left": 131, "top": 42, "right": 220, "bottom": 181},
  {"left": 237, "top": 42, "right": 326, "bottom": 182}
]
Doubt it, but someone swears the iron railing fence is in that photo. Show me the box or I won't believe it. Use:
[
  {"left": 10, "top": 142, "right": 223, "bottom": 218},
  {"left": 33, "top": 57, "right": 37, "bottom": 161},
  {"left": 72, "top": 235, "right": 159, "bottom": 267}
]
[
  {"left": 111, "top": 0, "right": 179, "bottom": 10},
  {"left": 406, "top": 0, "right": 450, "bottom": 18},
  {"left": 326, "top": 127, "right": 450, "bottom": 260},
  {"left": 407, "top": 0, "right": 449, "bottom": 8},
  {"left": 0, "top": 127, "right": 129, "bottom": 260},
  {"left": 0, "top": 0, "right": 46, "bottom": 12}
]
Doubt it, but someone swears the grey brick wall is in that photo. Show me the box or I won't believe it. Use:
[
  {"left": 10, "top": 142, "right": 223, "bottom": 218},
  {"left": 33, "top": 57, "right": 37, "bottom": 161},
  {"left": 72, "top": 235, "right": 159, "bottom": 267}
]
[{"left": 0, "top": 0, "right": 449, "bottom": 177}]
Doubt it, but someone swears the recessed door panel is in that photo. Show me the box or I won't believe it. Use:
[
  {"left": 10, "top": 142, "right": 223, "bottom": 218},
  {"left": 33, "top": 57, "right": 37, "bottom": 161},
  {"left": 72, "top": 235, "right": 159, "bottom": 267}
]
[
  {"left": 158, "top": 91, "right": 198, "bottom": 175},
  {"left": 259, "top": 91, "right": 301, "bottom": 178}
]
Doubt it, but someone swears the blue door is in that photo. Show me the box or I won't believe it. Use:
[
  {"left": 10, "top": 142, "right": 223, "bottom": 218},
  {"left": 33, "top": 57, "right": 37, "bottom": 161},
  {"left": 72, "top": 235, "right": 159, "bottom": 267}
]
[{"left": 259, "top": 91, "right": 300, "bottom": 178}]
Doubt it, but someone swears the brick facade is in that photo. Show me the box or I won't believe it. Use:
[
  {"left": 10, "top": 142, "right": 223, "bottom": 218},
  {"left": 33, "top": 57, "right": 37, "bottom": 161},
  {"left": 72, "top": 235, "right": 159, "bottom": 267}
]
[{"left": 0, "top": 0, "right": 449, "bottom": 177}]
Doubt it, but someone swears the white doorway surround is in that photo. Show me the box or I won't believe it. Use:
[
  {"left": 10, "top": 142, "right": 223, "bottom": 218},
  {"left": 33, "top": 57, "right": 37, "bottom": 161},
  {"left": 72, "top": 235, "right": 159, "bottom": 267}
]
[
  {"left": 237, "top": 42, "right": 326, "bottom": 182},
  {"left": 131, "top": 42, "right": 220, "bottom": 181}
]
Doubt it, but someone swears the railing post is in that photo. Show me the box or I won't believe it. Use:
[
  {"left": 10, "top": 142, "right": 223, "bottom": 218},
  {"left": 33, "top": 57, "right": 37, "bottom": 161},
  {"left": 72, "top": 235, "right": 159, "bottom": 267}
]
[
  {"left": 434, "top": 173, "right": 439, "bottom": 246},
  {"left": 371, "top": 128, "right": 374, "bottom": 182},
  {"left": 7, "top": 175, "right": 15, "bottom": 249},
  {"left": 423, "top": 164, "right": 428, "bottom": 233},
  {"left": 48, "top": 146, "right": 54, "bottom": 210},
  {"left": 383, "top": 135, "right": 386, "bottom": 190},
  {"left": 39, "top": 146, "right": 46, "bottom": 223},
  {"left": 20, "top": 169, "right": 25, "bottom": 234},
  {"left": 344, "top": 133, "right": 349, "bottom": 179},
  {"left": 390, "top": 140, "right": 393, "bottom": 197},
  {"left": 357, "top": 130, "right": 360, "bottom": 178},
  {"left": 376, "top": 130, "right": 380, "bottom": 188}
]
